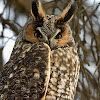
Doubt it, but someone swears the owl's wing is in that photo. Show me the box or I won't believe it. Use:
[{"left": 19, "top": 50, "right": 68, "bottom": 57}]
[{"left": 0, "top": 42, "right": 50, "bottom": 100}]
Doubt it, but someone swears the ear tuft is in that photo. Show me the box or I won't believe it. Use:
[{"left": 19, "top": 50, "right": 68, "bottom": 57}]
[
  {"left": 31, "top": 0, "right": 45, "bottom": 21},
  {"left": 32, "top": 1, "right": 38, "bottom": 19},
  {"left": 57, "top": 3, "right": 76, "bottom": 24},
  {"left": 63, "top": 4, "right": 76, "bottom": 22}
]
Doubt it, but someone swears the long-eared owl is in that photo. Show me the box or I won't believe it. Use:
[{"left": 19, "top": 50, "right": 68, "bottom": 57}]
[{"left": 0, "top": 0, "right": 80, "bottom": 100}]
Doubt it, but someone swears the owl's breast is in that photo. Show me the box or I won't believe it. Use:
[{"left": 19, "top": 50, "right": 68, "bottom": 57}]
[{"left": 46, "top": 47, "right": 80, "bottom": 100}]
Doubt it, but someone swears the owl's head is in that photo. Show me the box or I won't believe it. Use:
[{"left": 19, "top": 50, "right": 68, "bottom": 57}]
[{"left": 25, "top": 0, "right": 75, "bottom": 49}]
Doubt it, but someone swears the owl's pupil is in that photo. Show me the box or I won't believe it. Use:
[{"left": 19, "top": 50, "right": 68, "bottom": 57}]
[
  {"left": 34, "top": 30, "right": 42, "bottom": 38},
  {"left": 55, "top": 32, "right": 62, "bottom": 39}
]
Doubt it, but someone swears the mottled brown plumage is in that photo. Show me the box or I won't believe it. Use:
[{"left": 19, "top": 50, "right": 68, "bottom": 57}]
[{"left": 0, "top": 1, "right": 80, "bottom": 100}]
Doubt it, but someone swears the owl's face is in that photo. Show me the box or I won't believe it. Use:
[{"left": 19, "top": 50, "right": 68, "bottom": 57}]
[{"left": 25, "top": 1, "right": 75, "bottom": 49}]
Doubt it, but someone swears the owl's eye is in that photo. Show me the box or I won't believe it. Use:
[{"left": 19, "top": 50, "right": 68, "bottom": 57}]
[
  {"left": 34, "top": 30, "right": 42, "bottom": 38},
  {"left": 55, "top": 32, "right": 62, "bottom": 39}
]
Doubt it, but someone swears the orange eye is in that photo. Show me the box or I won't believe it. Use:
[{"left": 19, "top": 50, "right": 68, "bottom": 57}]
[
  {"left": 34, "top": 30, "right": 42, "bottom": 38},
  {"left": 55, "top": 32, "right": 62, "bottom": 39}
]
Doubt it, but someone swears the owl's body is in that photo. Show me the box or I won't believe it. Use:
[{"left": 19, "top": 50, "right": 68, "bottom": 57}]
[
  {"left": 46, "top": 38, "right": 80, "bottom": 100},
  {"left": 0, "top": 1, "right": 80, "bottom": 100}
]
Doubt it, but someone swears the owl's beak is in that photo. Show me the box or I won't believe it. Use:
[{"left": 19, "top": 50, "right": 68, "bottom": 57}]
[
  {"left": 45, "top": 36, "right": 53, "bottom": 49},
  {"left": 45, "top": 38, "right": 57, "bottom": 49},
  {"left": 45, "top": 38, "right": 50, "bottom": 47}
]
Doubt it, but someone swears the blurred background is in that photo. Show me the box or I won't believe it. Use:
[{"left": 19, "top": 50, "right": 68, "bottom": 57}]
[{"left": 0, "top": 0, "right": 100, "bottom": 99}]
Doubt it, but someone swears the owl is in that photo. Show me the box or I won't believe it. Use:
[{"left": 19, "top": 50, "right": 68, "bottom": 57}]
[{"left": 0, "top": 0, "right": 80, "bottom": 100}]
